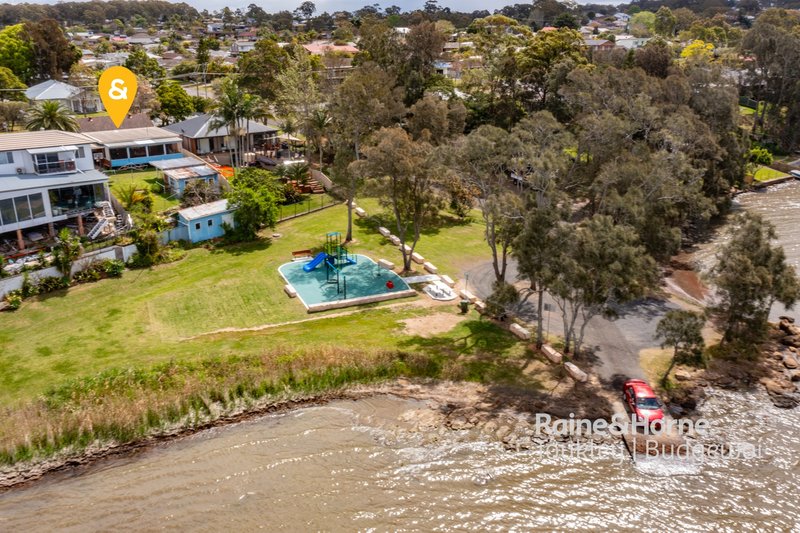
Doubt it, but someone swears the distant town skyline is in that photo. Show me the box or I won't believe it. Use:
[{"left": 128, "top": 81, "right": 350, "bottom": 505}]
[{"left": 1, "top": 0, "right": 619, "bottom": 17}]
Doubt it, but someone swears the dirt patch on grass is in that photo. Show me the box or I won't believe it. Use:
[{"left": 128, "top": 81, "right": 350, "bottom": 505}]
[{"left": 400, "top": 312, "right": 467, "bottom": 337}]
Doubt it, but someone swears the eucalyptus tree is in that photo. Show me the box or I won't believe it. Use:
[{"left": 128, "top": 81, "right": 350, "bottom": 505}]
[
  {"left": 352, "top": 127, "right": 443, "bottom": 272},
  {"left": 329, "top": 62, "right": 404, "bottom": 241},
  {"left": 712, "top": 212, "right": 800, "bottom": 347},
  {"left": 548, "top": 215, "right": 658, "bottom": 355}
]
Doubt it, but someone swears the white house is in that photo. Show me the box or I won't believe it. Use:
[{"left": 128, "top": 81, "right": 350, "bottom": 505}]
[
  {"left": 231, "top": 40, "right": 257, "bottom": 55},
  {"left": 0, "top": 131, "right": 111, "bottom": 251},
  {"left": 616, "top": 35, "right": 651, "bottom": 50},
  {"left": 25, "top": 80, "right": 104, "bottom": 114}
]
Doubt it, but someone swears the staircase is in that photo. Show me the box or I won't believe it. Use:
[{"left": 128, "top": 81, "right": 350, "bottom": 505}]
[
  {"left": 97, "top": 201, "right": 114, "bottom": 218},
  {"left": 306, "top": 176, "right": 325, "bottom": 194},
  {"left": 87, "top": 218, "right": 108, "bottom": 240}
]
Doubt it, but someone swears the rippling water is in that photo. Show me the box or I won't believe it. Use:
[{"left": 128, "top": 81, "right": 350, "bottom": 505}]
[{"left": 1, "top": 393, "right": 799, "bottom": 531}]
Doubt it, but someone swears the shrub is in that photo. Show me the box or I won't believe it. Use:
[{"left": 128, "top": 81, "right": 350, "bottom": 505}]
[
  {"left": 4, "top": 290, "right": 22, "bottom": 310},
  {"left": 21, "top": 272, "right": 39, "bottom": 298},
  {"left": 103, "top": 259, "right": 125, "bottom": 277},
  {"left": 37, "top": 276, "right": 69, "bottom": 294}
]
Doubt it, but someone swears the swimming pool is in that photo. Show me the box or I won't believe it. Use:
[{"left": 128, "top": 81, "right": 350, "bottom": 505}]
[{"left": 278, "top": 254, "right": 415, "bottom": 312}]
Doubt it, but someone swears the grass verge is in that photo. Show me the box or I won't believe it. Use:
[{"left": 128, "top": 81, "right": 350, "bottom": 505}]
[
  {"left": 0, "top": 316, "right": 539, "bottom": 466},
  {"left": 108, "top": 169, "right": 179, "bottom": 213}
]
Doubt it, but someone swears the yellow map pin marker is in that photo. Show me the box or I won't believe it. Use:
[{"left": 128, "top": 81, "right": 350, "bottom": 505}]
[{"left": 99, "top": 66, "right": 138, "bottom": 128}]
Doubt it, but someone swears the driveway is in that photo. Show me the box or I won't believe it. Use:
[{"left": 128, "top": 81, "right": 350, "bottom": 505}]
[{"left": 464, "top": 260, "right": 678, "bottom": 387}]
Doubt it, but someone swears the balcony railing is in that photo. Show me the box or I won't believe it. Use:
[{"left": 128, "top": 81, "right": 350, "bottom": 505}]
[{"left": 35, "top": 160, "right": 76, "bottom": 175}]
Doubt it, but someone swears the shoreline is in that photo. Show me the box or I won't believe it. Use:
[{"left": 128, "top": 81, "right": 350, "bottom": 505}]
[{"left": 0, "top": 378, "right": 617, "bottom": 492}]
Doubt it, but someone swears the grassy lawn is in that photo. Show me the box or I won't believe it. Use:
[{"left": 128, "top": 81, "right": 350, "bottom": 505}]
[
  {"left": 107, "top": 169, "right": 180, "bottom": 213},
  {"left": 0, "top": 200, "right": 495, "bottom": 405},
  {"left": 753, "top": 165, "right": 790, "bottom": 182}
]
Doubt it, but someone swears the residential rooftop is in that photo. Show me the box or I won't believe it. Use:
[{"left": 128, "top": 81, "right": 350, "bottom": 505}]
[
  {"left": 0, "top": 130, "right": 93, "bottom": 151},
  {"left": 83, "top": 127, "right": 181, "bottom": 147},
  {"left": 163, "top": 113, "right": 278, "bottom": 139},
  {"left": 0, "top": 169, "right": 108, "bottom": 195}
]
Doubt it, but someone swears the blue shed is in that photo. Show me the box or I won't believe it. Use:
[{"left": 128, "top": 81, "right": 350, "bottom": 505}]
[
  {"left": 176, "top": 199, "right": 234, "bottom": 243},
  {"left": 152, "top": 157, "right": 220, "bottom": 198}
]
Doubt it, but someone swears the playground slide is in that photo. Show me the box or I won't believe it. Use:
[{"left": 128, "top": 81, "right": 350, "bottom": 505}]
[{"left": 303, "top": 252, "right": 327, "bottom": 272}]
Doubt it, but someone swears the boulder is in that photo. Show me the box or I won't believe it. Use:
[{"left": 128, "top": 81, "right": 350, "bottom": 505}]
[
  {"left": 378, "top": 259, "right": 395, "bottom": 270},
  {"left": 378, "top": 226, "right": 391, "bottom": 237},
  {"left": 542, "top": 344, "right": 563, "bottom": 364},
  {"left": 780, "top": 335, "right": 800, "bottom": 348},
  {"left": 791, "top": 370, "right": 800, "bottom": 382},
  {"left": 423, "top": 262, "right": 438, "bottom": 274},
  {"left": 509, "top": 323, "right": 531, "bottom": 340},
  {"left": 440, "top": 275, "right": 455, "bottom": 288},
  {"left": 284, "top": 284, "right": 297, "bottom": 298},
  {"left": 674, "top": 369, "right": 692, "bottom": 382},
  {"left": 784, "top": 354, "right": 799, "bottom": 369},
  {"left": 564, "top": 362, "right": 588, "bottom": 383},
  {"left": 411, "top": 252, "right": 425, "bottom": 264}
]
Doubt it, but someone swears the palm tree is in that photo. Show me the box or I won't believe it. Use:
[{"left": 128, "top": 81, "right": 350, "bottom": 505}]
[
  {"left": 211, "top": 77, "right": 244, "bottom": 168},
  {"left": 279, "top": 117, "right": 297, "bottom": 155},
  {"left": 25, "top": 101, "right": 79, "bottom": 132},
  {"left": 307, "top": 108, "right": 331, "bottom": 167},
  {"left": 211, "top": 76, "right": 262, "bottom": 168}
]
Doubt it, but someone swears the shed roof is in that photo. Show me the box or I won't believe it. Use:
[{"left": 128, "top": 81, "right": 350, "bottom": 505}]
[
  {"left": 151, "top": 156, "right": 208, "bottom": 170},
  {"left": 178, "top": 199, "right": 231, "bottom": 221},
  {"left": 165, "top": 165, "right": 218, "bottom": 180}
]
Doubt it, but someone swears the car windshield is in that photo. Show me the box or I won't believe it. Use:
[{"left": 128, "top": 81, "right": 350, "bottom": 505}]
[{"left": 636, "top": 397, "right": 660, "bottom": 409}]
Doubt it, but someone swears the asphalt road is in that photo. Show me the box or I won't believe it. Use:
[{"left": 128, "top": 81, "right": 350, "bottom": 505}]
[{"left": 464, "top": 260, "right": 679, "bottom": 387}]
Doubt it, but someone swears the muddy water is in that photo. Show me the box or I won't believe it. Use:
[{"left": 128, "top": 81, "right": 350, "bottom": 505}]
[
  {"left": 1, "top": 393, "right": 799, "bottom": 531},
  {"left": 693, "top": 181, "right": 800, "bottom": 319}
]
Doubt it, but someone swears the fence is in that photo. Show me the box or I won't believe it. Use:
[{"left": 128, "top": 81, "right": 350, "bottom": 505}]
[
  {"left": 277, "top": 195, "right": 340, "bottom": 223},
  {"left": 0, "top": 244, "right": 136, "bottom": 298}
]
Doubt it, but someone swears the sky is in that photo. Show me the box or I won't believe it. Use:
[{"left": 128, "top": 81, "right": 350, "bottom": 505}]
[{"left": 3, "top": 0, "right": 617, "bottom": 15}]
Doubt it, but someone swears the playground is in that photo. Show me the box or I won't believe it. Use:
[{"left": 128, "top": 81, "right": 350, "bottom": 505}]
[{"left": 279, "top": 232, "right": 414, "bottom": 311}]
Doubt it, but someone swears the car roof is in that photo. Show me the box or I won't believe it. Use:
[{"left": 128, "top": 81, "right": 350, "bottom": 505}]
[{"left": 625, "top": 380, "right": 656, "bottom": 397}]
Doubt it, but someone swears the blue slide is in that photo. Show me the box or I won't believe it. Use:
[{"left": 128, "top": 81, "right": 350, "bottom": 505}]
[{"left": 303, "top": 252, "right": 327, "bottom": 272}]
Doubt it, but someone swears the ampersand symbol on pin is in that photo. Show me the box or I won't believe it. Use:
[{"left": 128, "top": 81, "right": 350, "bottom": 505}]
[{"left": 108, "top": 79, "right": 128, "bottom": 100}]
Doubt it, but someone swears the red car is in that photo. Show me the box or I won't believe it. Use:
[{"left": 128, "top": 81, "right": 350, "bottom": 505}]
[{"left": 623, "top": 379, "right": 664, "bottom": 426}]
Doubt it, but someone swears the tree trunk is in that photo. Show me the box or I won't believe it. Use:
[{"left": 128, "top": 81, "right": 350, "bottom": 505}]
[
  {"left": 536, "top": 287, "right": 544, "bottom": 348},
  {"left": 346, "top": 197, "right": 354, "bottom": 242}
]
